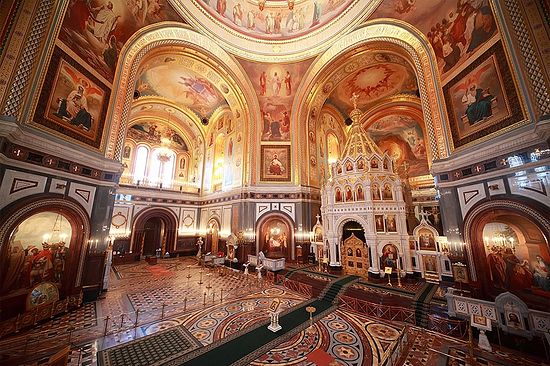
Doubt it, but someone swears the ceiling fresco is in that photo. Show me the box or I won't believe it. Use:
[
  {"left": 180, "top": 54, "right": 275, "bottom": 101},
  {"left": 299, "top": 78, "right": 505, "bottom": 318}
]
[
  {"left": 366, "top": 114, "right": 429, "bottom": 177},
  {"left": 136, "top": 55, "right": 228, "bottom": 117},
  {"left": 327, "top": 53, "right": 418, "bottom": 113},
  {"left": 59, "top": 0, "right": 183, "bottom": 82},
  {"left": 129, "top": 102, "right": 205, "bottom": 149},
  {"left": 174, "top": 0, "right": 379, "bottom": 62},
  {"left": 127, "top": 120, "right": 188, "bottom": 152},
  {"left": 237, "top": 57, "right": 314, "bottom": 142},
  {"left": 370, "top": 0, "right": 499, "bottom": 81},
  {"left": 196, "top": 0, "right": 354, "bottom": 40}
]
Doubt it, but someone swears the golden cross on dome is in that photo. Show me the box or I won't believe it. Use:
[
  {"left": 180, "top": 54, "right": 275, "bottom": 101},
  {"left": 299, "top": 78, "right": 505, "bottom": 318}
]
[{"left": 350, "top": 92, "right": 359, "bottom": 110}]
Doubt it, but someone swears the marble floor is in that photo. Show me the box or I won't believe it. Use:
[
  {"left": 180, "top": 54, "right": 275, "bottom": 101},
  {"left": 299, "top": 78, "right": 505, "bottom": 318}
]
[{"left": 1, "top": 258, "right": 547, "bottom": 366}]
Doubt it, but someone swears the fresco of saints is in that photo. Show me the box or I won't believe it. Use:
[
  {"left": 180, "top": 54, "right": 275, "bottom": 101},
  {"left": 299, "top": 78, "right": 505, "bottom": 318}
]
[{"left": 88, "top": 1, "right": 120, "bottom": 45}]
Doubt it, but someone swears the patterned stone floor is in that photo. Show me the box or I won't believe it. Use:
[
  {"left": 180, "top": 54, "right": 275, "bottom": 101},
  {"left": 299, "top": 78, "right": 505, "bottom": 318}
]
[
  {"left": 251, "top": 310, "right": 403, "bottom": 366},
  {"left": 5, "top": 259, "right": 548, "bottom": 366}
]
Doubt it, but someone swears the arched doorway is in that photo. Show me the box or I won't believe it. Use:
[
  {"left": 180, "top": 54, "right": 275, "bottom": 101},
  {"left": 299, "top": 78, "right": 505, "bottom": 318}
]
[
  {"left": 341, "top": 221, "right": 368, "bottom": 276},
  {"left": 132, "top": 209, "right": 177, "bottom": 256},
  {"left": 258, "top": 215, "right": 293, "bottom": 260},
  {"left": 0, "top": 197, "right": 89, "bottom": 316},
  {"left": 142, "top": 217, "right": 165, "bottom": 256},
  {"left": 465, "top": 200, "right": 550, "bottom": 310}
]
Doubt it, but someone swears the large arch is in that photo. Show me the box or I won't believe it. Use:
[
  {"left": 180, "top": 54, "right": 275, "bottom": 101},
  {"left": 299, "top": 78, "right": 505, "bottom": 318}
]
[
  {"left": 0, "top": 196, "right": 91, "bottom": 295},
  {"left": 103, "top": 22, "right": 260, "bottom": 188},
  {"left": 293, "top": 19, "right": 451, "bottom": 186},
  {"left": 131, "top": 207, "right": 179, "bottom": 254},
  {"left": 255, "top": 212, "right": 295, "bottom": 261},
  {"left": 463, "top": 198, "right": 550, "bottom": 308}
]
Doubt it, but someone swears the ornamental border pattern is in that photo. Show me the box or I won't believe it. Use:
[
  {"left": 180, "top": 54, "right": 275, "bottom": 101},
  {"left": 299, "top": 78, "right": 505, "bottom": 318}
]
[
  {"left": 504, "top": 0, "right": 550, "bottom": 117},
  {"left": 2, "top": 0, "right": 54, "bottom": 119}
]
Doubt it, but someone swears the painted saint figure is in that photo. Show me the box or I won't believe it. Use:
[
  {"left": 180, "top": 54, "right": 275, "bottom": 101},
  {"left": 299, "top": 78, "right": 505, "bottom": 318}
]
[
  {"left": 88, "top": 1, "right": 120, "bottom": 44},
  {"left": 269, "top": 154, "right": 285, "bottom": 175},
  {"left": 260, "top": 71, "right": 267, "bottom": 96},
  {"left": 284, "top": 71, "right": 292, "bottom": 95},
  {"left": 462, "top": 84, "right": 494, "bottom": 124}
]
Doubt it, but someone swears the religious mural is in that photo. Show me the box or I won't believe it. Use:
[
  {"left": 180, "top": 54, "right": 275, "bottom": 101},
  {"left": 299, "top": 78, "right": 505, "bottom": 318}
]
[
  {"left": 329, "top": 57, "right": 418, "bottom": 111},
  {"left": 136, "top": 56, "right": 227, "bottom": 117},
  {"left": 1, "top": 212, "right": 72, "bottom": 297},
  {"left": 238, "top": 58, "right": 313, "bottom": 142},
  {"left": 444, "top": 42, "right": 523, "bottom": 148},
  {"left": 34, "top": 47, "right": 109, "bottom": 149},
  {"left": 198, "top": 0, "right": 354, "bottom": 40},
  {"left": 380, "top": 243, "right": 398, "bottom": 270},
  {"left": 127, "top": 121, "right": 188, "bottom": 151},
  {"left": 370, "top": 0, "right": 499, "bottom": 81},
  {"left": 59, "top": 0, "right": 182, "bottom": 81},
  {"left": 418, "top": 228, "right": 436, "bottom": 250},
  {"left": 260, "top": 145, "right": 291, "bottom": 182},
  {"left": 366, "top": 114, "right": 428, "bottom": 177},
  {"left": 260, "top": 217, "right": 290, "bottom": 259},
  {"left": 483, "top": 223, "right": 550, "bottom": 294}
]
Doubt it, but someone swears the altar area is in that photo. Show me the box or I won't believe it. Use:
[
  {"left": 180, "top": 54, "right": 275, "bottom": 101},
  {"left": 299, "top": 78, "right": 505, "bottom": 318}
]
[{"left": 248, "top": 253, "right": 285, "bottom": 272}]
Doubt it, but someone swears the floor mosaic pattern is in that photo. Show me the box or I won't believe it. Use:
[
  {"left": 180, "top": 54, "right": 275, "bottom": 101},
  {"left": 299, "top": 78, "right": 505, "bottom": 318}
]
[
  {"left": 97, "top": 326, "right": 201, "bottom": 366},
  {"left": 252, "top": 310, "right": 403, "bottom": 366},
  {"left": 141, "top": 287, "right": 306, "bottom": 346}
]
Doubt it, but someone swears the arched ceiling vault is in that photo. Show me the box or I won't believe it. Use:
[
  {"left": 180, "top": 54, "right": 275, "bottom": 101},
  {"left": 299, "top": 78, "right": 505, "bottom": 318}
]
[
  {"left": 129, "top": 97, "right": 204, "bottom": 151},
  {"left": 105, "top": 23, "right": 258, "bottom": 164}
]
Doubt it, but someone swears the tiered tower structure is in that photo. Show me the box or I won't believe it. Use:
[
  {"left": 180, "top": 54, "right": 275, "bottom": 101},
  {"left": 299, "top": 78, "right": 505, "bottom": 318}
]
[{"left": 321, "top": 96, "right": 412, "bottom": 277}]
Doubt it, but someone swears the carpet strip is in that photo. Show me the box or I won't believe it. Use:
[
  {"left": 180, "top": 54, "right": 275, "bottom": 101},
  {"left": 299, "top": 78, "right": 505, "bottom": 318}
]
[{"left": 178, "top": 275, "right": 358, "bottom": 366}]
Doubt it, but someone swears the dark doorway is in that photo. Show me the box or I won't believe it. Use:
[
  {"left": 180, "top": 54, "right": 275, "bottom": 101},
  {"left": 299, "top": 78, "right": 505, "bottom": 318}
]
[
  {"left": 342, "top": 221, "right": 365, "bottom": 242},
  {"left": 142, "top": 217, "right": 165, "bottom": 256}
]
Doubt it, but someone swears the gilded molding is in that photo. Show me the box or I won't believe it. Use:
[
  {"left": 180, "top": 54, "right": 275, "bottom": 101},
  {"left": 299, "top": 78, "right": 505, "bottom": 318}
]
[
  {"left": 502, "top": 0, "right": 550, "bottom": 118},
  {"left": 171, "top": 0, "right": 382, "bottom": 63},
  {"left": 2, "top": 0, "right": 54, "bottom": 119},
  {"left": 104, "top": 23, "right": 257, "bottom": 164},
  {"left": 293, "top": 20, "right": 450, "bottom": 187}
]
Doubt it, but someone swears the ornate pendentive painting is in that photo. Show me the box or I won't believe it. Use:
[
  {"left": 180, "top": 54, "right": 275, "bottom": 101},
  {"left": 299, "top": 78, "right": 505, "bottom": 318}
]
[
  {"left": 366, "top": 114, "right": 428, "bottom": 177},
  {"left": 370, "top": 0, "right": 499, "bottom": 81},
  {"left": 58, "top": 0, "right": 182, "bottom": 81},
  {"left": 444, "top": 42, "right": 523, "bottom": 149},
  {"left": 34, "top": 47, "right": 109, "bottom": 149},
  {"left": 198, "top": 0, "right": 354, "bottom": 40},
  {"left": 260, "top": 145, "right": 291, "bottom": 182},
  {"left": 483, "top": 222, "right": 550, "bottom": 295},
  {"left": 1, "top": 212, "right": 72, "bottom": 298},
  {"left": 260, "top": 217, "right": 291, "bottom": 259},
  {"left": 238, "top": 58, "right": 313, "bottom": 141}
]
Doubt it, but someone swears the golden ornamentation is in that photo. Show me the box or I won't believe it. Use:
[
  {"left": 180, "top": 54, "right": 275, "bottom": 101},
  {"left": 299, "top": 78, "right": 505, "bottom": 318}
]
[{"left": 104, "top": 23, "right": 256, "bottom": 161}]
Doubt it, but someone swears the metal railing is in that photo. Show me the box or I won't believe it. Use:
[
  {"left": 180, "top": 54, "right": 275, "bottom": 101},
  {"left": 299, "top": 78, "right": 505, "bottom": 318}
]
[
  {"left": 427, "top": 314, "right": 469, "bottom": 338},
  {"left": 380, "top": 325, "right": 409, "bottom": 366},
  {"left": 339, "top": 295, "right": 416, "bottom": 325},
  {"left": 0, "top": 269, "right": 262, "bottom": 365}
]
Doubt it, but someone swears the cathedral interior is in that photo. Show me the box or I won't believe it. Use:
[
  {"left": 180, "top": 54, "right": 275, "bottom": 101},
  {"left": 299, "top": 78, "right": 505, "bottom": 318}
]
[{"left": 0, "top": 0, "right": 549, "bottom": 365}]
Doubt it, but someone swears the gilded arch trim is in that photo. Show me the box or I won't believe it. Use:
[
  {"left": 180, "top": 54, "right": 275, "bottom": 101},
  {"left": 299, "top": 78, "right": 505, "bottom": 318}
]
[
  {"left": 103, "top": 22, "right": 257, "bottom": 171},
  {"left": 293, "top": 19, "right": 451, "bottom": 185}
]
